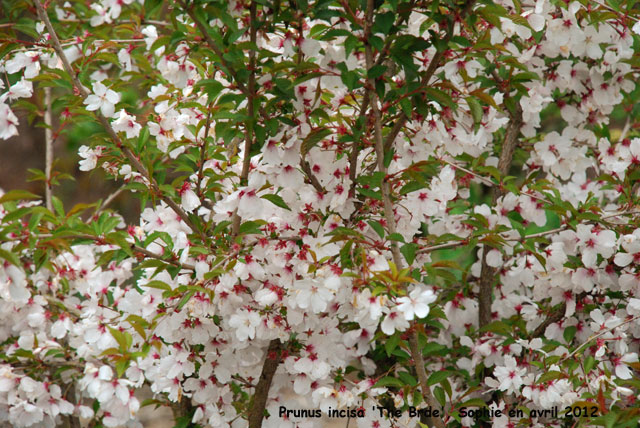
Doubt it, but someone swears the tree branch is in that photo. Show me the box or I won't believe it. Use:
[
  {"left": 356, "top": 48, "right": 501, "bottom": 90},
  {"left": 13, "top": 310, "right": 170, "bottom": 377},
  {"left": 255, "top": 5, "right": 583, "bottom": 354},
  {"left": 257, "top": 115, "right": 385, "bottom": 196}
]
[
  {"left": 300, "top": 158, "right": 325, "bottom": 194},
  {"left": 34, "top": 231, "right": 197, "bottom": 271},
  {"left": 181, "top": 0, "right": 269, "bottom": 120},
  {"left": 34, "top": 0, "right": 206, "bottom": 243},
  {"left": 380, "top": 0, "right": 477, "bottom": 153},
  {"left": 349, "top": 5, "right": 412, "bottom": 198},
  {"left": 196, "top": 103, "right": 213, "bottom": 199},
  {"left": 248, "top": 339, "right": 282, "bottom": 428},
  {"left": 409, "top": 331, "right": 446, "bottom": 428},
  {"left": 169, "top": 398, "right": 194, "bottom": 425},
  {"left": 231, "top": 1, "right": 258, "bottom": 237},
  {"left": 182, "top": 1, "right": 250, "bottom": 98},
  {"left": 349, "top": 91, "right": 369, "bottom": 198},
  {"left": 43, "top": 87, "right": 54, "bottom": 211},
  {"left": 561, "top": 315, "right": 640, "bottom": 363},
  {"left": 531, "top": 302, "right": 566, "bottom": 339},
  {"left": 364, "top": 2, "right": 444, "bottom": 426},
  {"left": 57, "top": 18, "right": 171, "bottom": 26},
  {"left": 416, "top": 226, "right": 567, "bottom": 255},
  {"left": 478, "top": 102, "right": 523, "bottom": 328},
  {"left": 95, "top": 185, "right": 125, "bottom": 216}
]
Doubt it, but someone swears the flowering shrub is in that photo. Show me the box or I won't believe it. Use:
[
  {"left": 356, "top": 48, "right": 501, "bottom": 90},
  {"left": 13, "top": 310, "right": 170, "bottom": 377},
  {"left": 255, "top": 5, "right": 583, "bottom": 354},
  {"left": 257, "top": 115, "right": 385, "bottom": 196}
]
[{"left": 2, "top": 0, "right": 640, "bottom": 427}]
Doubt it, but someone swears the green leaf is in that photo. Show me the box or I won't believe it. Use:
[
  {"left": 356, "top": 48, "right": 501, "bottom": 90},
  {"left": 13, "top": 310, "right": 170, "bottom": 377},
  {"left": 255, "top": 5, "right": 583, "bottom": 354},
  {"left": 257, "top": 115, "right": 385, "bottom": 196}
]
[
  {"left": 400, "top": 97, "right": 412, "bottom": 116},
  {"left": 400, "top": 243, "right": 418, "bottom": 265},
  {"left": 457, "top": 398, "right": 488, "bottom": 409},
  {"left": 213, "top": 220, "right": 232, "bottom": 234},
  {"left": 0, "top": 248, "right": 20, "bottom": 266},
  {"left": 176, "top": 290, "right": 196, "bottom": 310},
  {"left": 327, "top": 227, "right": 363, "bottom": 237},
  {"left": 388, "top": 233, "right": 405, "bottom": 243},
  {"left": 440, "top": 377, "right": 452, "bottom": 398},
  {"left": 238, "top": 220, "right": 264, "bottom": 235},
  {"left": 512, "top": 71, "right": 539, "bottom": 82},
  {"left": 400, "top": 181, "right": 425, "bottom": 194},
  {"left": 536, "top": 370, "right": 565, "bottom": 384},
  {"left": 126, "top": 315, "right": 148, "bottom": 340},
  {"left": 261, "top": 194, "right": 291, "bottom": 211},
  {"left": 427, "top": 370, "right": 451, "bottom": 386},
  {"left": 425, "top": 87, "right": 455, "bottom": 108},
  {"left": 374, "top": 12, "right": 395, "bottom": 34},
  {"left": 144, "top": 0, "right": 163, "bottom": 15},
  {"left": 52, "top": 196, "right": 64, "bottom": 217},
  {"left": 2, "top": 207, "right": 31, "bottom": 223},
  {"left": 144, "top": 280, "right": 172, "bottom": 291},
  {"left": 467, "top": 96, "right": 483, "bottom": 129},
  {"left": 594, "top": 411, "right": 618, "bottom": 428},
  {"left": 433, "top": 386, "right": 446, "bottom": 407},
  {"left": 385, "top": 334, "right": 401, "bottom": 356},
  {"left": 115, "top": 359, "right": 130, "bottom": 378},
  {"left": 357, "top": 187, "right": 382, "bottom": 200},
  {"left": 374, "top": 376, "right": 404, "bottom": 388},
  {"left": 367, "top": 64, "right": 387, "bottom": 80},
  {"left": 584, "top": 356, "right": 596, "bottom": 373},
  {"left": 28, "top": 211, "right": 44, "bottom": 232},
  {"left": 172, "top": 416, "right": 192, "bottom": 428},
  {"left": 368, "top": 221, "right": 385, "bottom": 239},
  {"left": 108, "top": 327, "right": 132, "bottom": 352},
  {"left": 383, "top": 147, "right": 394, "bottom": 168},
  {"left": 398, "top": 371, "right": 418, "bottom": 387},
  {"left": 605, "top": 0, "right": 621, "bottom": 10},
  {"left": 301, "top": 127, "right": 332, "bottom": 155},
  {"left": 336, "top": 64, "right": 360, "bottom": 91},
  {"left": 563, "top": 325, "right": 577, "bottom": 343},
  {"left": 479, "top": 321, "right": 511, "bottom": 336},
  {"left": 0, "top": 190, "right": 40, "bottom": 204},
  {"left": 423, "top": 342, "right": 447, "bottom": 356},
  {"left": 195, "top": 79, "right": 224, "bottom": 99}
]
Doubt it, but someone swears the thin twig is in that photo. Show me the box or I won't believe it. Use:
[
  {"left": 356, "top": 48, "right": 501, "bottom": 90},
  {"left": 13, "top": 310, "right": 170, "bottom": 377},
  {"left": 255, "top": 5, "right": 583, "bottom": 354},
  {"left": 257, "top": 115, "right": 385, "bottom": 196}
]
[
  {"left": 441, "top": 158, "right": 495, "bottom": 187},
  {"left": 380, "top": 3, "right": 467, "bottom": 154},
  {"left": 181, "top": 0, "right": 249, "bottom": 95},
  {"left": 561, "top": 315, "right": 640, "bottom": 363},
  {"left": 95, "top": 185, "right": 125, "bottom": 215},
  {"left": 44, "top": 87, "right": 54, "bottom": 211},
  {"left": 619, "top": 117, "right": 632, "bottom": 142},
  {"left": 443, "top": 157, "right": 549, "bottom": 204},
  {"left": 417, "top": 226, "right": 567, "bottom": 255},
  {"left": 35, "top": 232, "right": 196, "bottom": 271},
  {"left": 132, "top": 244, "right": 196, "bottom": 271},
  {"left": 300, "top": 158, "right": 325, "bottom": 193},
  {"left": 57, "top": 18, "right": 171, "bottom": 26},
  {"left": 196, "top": 104, "right": 214, "bottom": 198},
  {"left": 349, "top": 91, "right": 369, "bottom": 197}
]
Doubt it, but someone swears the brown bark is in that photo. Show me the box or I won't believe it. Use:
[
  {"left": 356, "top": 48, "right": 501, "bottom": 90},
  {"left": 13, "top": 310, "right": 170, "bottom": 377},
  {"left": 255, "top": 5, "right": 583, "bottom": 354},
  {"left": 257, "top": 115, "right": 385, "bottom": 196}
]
[
  {"left": 477, "top": 105, "right": 523, "bottom": 328},
  {"left": 248, "top": 340, "right": 283, "bottom": 428}
]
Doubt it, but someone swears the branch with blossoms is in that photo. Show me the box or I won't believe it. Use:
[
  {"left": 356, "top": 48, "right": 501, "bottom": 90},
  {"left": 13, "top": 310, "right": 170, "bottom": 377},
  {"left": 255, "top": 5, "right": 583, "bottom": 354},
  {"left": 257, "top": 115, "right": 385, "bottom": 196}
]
[
  {"left": 34, "top": 0, "right": 206, "bottom": 243},
  {"left": 363, "top": 0, "right": 446, "bottom": 423},
  {"left": 478, "top": 100, "right": 524, "bottom": 327}
]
